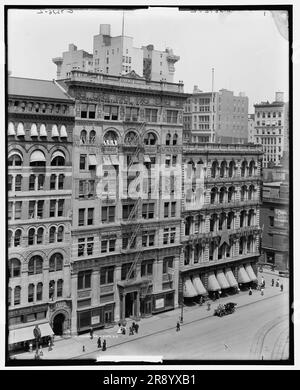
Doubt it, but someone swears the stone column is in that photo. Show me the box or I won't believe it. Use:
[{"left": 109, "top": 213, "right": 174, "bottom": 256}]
[{"left": 70, "top": 273, "right": 78, "bottom": 335}]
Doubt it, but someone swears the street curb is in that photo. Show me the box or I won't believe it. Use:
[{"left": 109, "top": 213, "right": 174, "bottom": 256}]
[{"left": 71, "top": 291, "right": 288, "bottom": 360}]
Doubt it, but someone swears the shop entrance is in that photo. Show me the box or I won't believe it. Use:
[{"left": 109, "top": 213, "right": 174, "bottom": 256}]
[
  {"left": 141, "top": 297, "right": 152, "bottom": 316},
  {"left": 53, "top": 313, "right": 65, "bottom": 335}
]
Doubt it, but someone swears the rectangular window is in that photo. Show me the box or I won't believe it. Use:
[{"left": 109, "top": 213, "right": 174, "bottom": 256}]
[
  {"left": 104, "top": 105, "right": 119, "bottom": 120},
  {"left": 172, "top": 155, "right": 177, "bottom": 166},
  {"left": 15, "top": 175, "right": 22, "bottom": 191},
  {"left": 14, "top": 201, "right": 22, "bottom": 220},
  {"left": 87, "top": 208, "right": 94, "bottom": 225},
  {"left": 164, "top": 202, "right": 169, "bottom": 218},
  {"left": 78, "top": 271, "right": 91, "bottom": 290},
  {"left": 37, "top": 200, "right": 44, "bottom": 219},
  {"left": 171, "top": 202, "right": 176, "bottom": 217},
  {"left": 79, "top": 180, "right": 85, "bottom": 198},
  {"left": 100, "top": 266, "right": 114, "bottom": 285},
  {"left": 29, "top": 201, "right": 36, "bottom": 219},
  {"left": 109, "top": 239, "right": 116, "bottom": 252},
  {"left": 8, "top": 202, "right": 13, "bottom": 220},
  {"left": 78, "top": 208, "right": 85, "bottom": 226},
  {"left": 80, "top": 155, "right": 86, "bottom": 170},
  {"left": 142, "top": 203, "right": 154, "bottom": 219},
  {"left": 166, "top": 110, "right": 178, "bottom": 124},
  {"left": 145, "top": 108, "right": 158, "bottom": 122},
  {"left": 101, "top": 240, "right": 108, "bottom": 253},
  {"left": 58, "top": 199, "right": 64, "bottom": 217},
  {"left": 80, "top": 104, "right": 88, "bottom": 118},
  {"left": 78, "top": 238, "right": 85, "bottom": 257},
  {"left": 87, "top": 237, "right": 94, "bottom": 256},
  {"left": 123, "top": 204, "right": 134, "bottom": 220},
  {"left": 38, "top": 174, "right": 45, "bottom": 190},
  {"left": 88, "top": 104, "right": 96, "bottom": 119}
]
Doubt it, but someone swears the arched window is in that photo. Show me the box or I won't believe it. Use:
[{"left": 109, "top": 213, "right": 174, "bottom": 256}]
[
  {"left": 50, "top": 174, "right": 56, "bottom": 190},
  {"left": 219, "top": 212, "right": 227, "bottom": 230},
  {"left": 228, "top": 161, "right": 235, "bottom": 178},
  {"left": 8, "top": 151, "right": 23, "bottom": 166},
  {"left": 14, "top": 286, "right": 21, "bottom": 305},
  {"left": 51, "top": 151, "right": 65, "bottom": 166},
  {"left": 228, "top": 186, "right": 235, "bottom": 203},
  {"left": 49, "top": 226, "right": 56, "bottom": 243},
  {"left": 28, "top": 228, "right": 35, "bottom": 245},
  {"left": 9, "top": 258, "right": 21, "bottom": 278},
  {"left": 166, "top": 133, "right": 171, "bottom": 146},
  {"left": 241, "top": 161, "right": 248, "bottom": 177},
  {"left": 210, "top": 214, "right": 218, "bottom": 232},
  {"left": 211, "top": 161, "right": 218, "bottom": 178},
  {"left": 57, "top": 279, "right": 63, "bottom": 297},
  {"left": 239, "top": 237, "right": 245, "bottom": 255},
  {"left": 57, "top": 226, "right": 64, "bottom": 242},
  {"left": 144, "top": 132, "right": 157, "bottom": 146},
  {"left": 58, "top": 174, "right": 65, "bottom": 190},
  {"left": 28, "top": 255, "right": 43, "bottom": 275},
  {"left": 248, "top": 209, "right": 255, "bottom": 226},
  {"left": 104, "top": 130, "right": 118, "bottom": 145},
  {"left": 219, "top": 187, "right": 227, "bottom": 203},
  {"left": 49, "top": 280, "right": 55, "bottom": 299},
  {"left": 220, "top": 161, "right": 227, "bottom": 178},
  {"left": 125, "top": 131, "right": 138, "bottom": 145},
  {"left": 49, "top": 253, "right": 63, "bottom": 272},
  {"left": 36, "top": 282, "right": 43, "bottom": 301},
  {"left": 36, "top": 227, "right": 44, "bottom": 245},
  {"left": 227, "top": 211, "right": 235, "bottom": 230},
  {"left": 89, "top": 130, "right": 96, "bottom": 144},
  {"left": 28, "top": 284, "right": 34, "bottom": 303},
  {"left": 210, "top": 187, "right": 218, "bottom": 204},
  {"left": 8, "top": 230, "right": 13, "bottom": 247},
  {"left": 80, "top": 129, "right": 87, "bottom": 144},
  {"left": 173, "top": 133, "right": 178, "bottom": 145},
  {"left": 249, "top": 161, "right": 255, "bottom": 177},
  {"left": 248, "top": 185, "right": 255, "bottom": 200},
  {"left": 30, "top": 150, "right": 46, "bottom": 167},
  {"left": 240, "top": 210, "right": 247, "bottom": 228},
  {"left": 241, "top": 185, "right": 248, "bottom": 202},
  {"left": 14, "top": 229, "right": 22, "bottom": 247}
]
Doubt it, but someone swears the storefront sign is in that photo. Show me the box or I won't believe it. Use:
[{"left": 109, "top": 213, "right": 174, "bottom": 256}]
[
  {"left": 274, "top": 209, "right": 288, "bottom": 227},
  {"left": 91, "top": 315, "right": 100, "bottom": 325},
  {"left": 9, "top": 304, "right": 48, "bottom": 318},
  {"left": 155, "top": 298, "right": 165, "bottom": 309}
]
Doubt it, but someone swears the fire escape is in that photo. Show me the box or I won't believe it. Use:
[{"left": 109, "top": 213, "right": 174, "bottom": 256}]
[{"left": 121, "top": 121, "right": 153, "bottom": 306}]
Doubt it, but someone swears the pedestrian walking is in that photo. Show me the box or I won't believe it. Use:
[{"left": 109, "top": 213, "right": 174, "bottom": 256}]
[
  {"left": 261, "top": 287, "right": 264, "bottom": 296},
  {"left": 48, "top": 340, "right": 52, "bottom": 351},
  {"left": 29, "top": 342, "right": 33, "bottom": 353},
  {"left": 129, "top": 326, "right": 134, "bottom": 336},
  {"left": 102, "top": 339, "right": 107, "bottom": 351},
  {"left": 89, "top": 327, "right": 94, "bottom": 340},
  {"left": 39, "top": 345, "right": 43, "bottom": 357},
  {"left": 176, "top": 321, "right": 180, "bottom": 332},
  {"left": 132, "top": 321, "right": 136, "bottom": 331},
  {"left": 207, "top": 302, "right": 211, "bottom": 311},
  {"left": 280, "top": 284, "right": 284, "bottom": 292},
  {"left": 276, "top": 278, "right": 280, "bottom": 287},
  {"left": 97, "top": 336, "right": 101, "bottom": 348},
  {"left": 135, "top": 323, "right": 139, "bottom": 334},
  {"left": 82, "top": 345, "right": 85, "bottom": 352},
  {"left": 271, "top": 278, "right": 274, "bottom": 287},
  {"left": 122, "top": 326, "right": 126, "bottom": 335},
  {"left": 249, "top": 287, "right": 252, "bottom": 296}
]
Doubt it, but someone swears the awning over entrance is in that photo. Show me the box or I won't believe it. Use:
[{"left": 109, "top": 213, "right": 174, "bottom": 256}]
[
  {"left": 144, "top": 155, "right": 151, "bottom": 163},
  {"left": 207, "top": 272, "right": 221, "bottom": 292},
  {"left": 192, "top": 276, "right": 207, "bottom": 295},
  {"left": 237, "top": 265, "right": 251, "bottom": 284},
  {"left": 183, "top": 277, "right": 198, "bottom": 298},
  {"left": 216, "top": 270, "right": 230, "bottom": 289},
  {"left": 225, "top": 268, "right": 238, "bottom": 288},
  {"left": 245, "top": 264, "right": 258, "bottom": 282},
  {"left": 9, "top": 322, "right": 54, "bottom": 344}
]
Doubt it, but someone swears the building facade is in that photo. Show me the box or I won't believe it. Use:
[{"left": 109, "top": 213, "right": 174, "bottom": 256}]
[
  {"left": 180, "top": 143, "right": 263, "bottom": 301},
  {"left": 183, "top": 87, "right": 249, "bottom": 144},
  {"left": 53, "top": 24, "right": 180, "bottom": 83},
  {"left": 57, "top": 70, "right": 188, "bottom": 334},
  {"left": 253, "top": 92, "right": 289, "bottom": 168},
  {"left": 260, "top": 181, "right": 289, "bottom": 271},
  {"left": 8, "top": 77, "right": 75, "bottom": 348},
  {"left": 248, "top": 113, "right": 255, "bottom": 143}
]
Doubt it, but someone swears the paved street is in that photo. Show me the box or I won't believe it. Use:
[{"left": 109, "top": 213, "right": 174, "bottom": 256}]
[{"left": 11, "top": 270, "right": 290, "bottom": 361}]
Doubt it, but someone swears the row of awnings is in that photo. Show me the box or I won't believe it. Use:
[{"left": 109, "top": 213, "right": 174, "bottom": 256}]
[
  {"left": 8, "top": 150, "right": 66, "bottom": 164},
  {"left": 9, "top": 322, "right": 54, "bottom": 344},
  {"left": 183, "top": 264, "right": 257, "bottom": 298},
  {"left": 8, "top": 123, "right": 68, "bottom": 138}
]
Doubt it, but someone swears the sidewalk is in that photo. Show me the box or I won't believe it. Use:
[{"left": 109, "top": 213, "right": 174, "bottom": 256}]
[{"left": 11, "top": 270, "right": 289, "bottom": 360}]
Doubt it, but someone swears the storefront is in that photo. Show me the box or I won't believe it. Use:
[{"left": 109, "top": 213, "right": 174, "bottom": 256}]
[
  {"left": 77, "top": 303, "right": 115, "bottom": 334},
  {"left": 9, "top": 322, "right": 53, "bottom": 352},
  {"left": 152, "top": 291, "right": 175, "bottom": 314}
]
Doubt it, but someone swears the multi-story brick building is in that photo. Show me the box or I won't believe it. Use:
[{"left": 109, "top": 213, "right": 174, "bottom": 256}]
[
  {"left": 180, "top": 143, "right": 263, "bottom": 302},
  {"left": 7, "top": 77, "right": 74, "bottom": 349},
  {"left": 57, "top": 70, "right": 188, "bottom": 334},
  {"left": 254, "top": 92, "right": 289, "bottom": 168}
]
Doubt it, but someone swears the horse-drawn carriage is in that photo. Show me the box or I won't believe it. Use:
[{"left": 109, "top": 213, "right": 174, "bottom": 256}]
[{"left": 214, "top": 302, "right": 237, "bottom": 317}]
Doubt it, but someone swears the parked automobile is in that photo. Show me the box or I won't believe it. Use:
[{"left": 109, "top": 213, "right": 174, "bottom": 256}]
[{"left": 214, "top": 302, "right": 237, "bottom": 317}]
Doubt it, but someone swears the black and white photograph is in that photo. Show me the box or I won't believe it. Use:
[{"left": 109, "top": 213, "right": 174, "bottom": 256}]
[{"left": 1, "top": 1, "right": 297, "bottom": 371}]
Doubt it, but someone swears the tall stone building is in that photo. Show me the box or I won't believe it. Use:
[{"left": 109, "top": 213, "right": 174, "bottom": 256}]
[
  {"left": 57, "top": 70, "right": 188, "bottom": 334},
  {"left": 8, "top": 77, "right": 75, "bottom": 348}
]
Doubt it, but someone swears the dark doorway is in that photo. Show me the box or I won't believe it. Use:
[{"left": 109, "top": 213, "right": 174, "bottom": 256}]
[
  {"left": 53, "top": 313, "right": 65, "bottom": 335},
  {"left": 125, "top": 292, "right": 135, "bottom": 318}
]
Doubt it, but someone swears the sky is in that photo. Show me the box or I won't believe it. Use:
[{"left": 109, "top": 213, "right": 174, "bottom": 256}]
[{"left": 7, "top": 7, "right": 289, "bottom": 112}]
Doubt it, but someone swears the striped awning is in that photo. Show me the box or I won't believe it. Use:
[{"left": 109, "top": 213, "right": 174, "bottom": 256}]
[
  {"left": 30, "top": 124, "right": 38, "bottom": 137},
  {"left": 60, "top": 125, "right": 68, "bottom": 138},
  {"left": 192, "top": 276, "right": 207, "bottom": 295},
  {"left": 144, "top": 155, "right": 151, "bottom": 163},
  {"left": 17, "top": 123, "right": 25, "bottom": 136},
  {"left": 183, "top": 277, "right": 198, "bottom": 298},
  {"left": 207, "top": 272, "right": 221, "bottom": 292},
  {"left": 51, "top": 125, "right": 59, "bottom": 138},
  {"left": 216, "top": 270, "right": 231, "bottom": 289},
  {"left": 237, "top": 265, "right": 251, "bottom": 284},
  {"left": 225, "top": 268, "right": 238, "bottom": 288},
  {"left": 30, "top": 150, "right": 46, "bottom": 163},
  {"left": 8, "top": 122, "right": 16, "bottom": 136},
  {"left": 245, "top": 264, "right": 258, "bottom": 282}
]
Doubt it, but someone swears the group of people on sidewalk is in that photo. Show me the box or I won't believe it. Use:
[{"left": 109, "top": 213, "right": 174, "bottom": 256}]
[
  {"left": 87, "top": 327, "right": 107, "bottom": 352},
  {"left": 117, "top": 321, "right": 140, "bottom": 336},
  {"left": 248, "top": 276, "right": 284, "bottom": 297}
]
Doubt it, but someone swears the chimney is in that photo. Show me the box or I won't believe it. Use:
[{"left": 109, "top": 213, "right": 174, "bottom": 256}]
[{"left": 68, "top": 44, "right": 77, "bottom": 52}]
